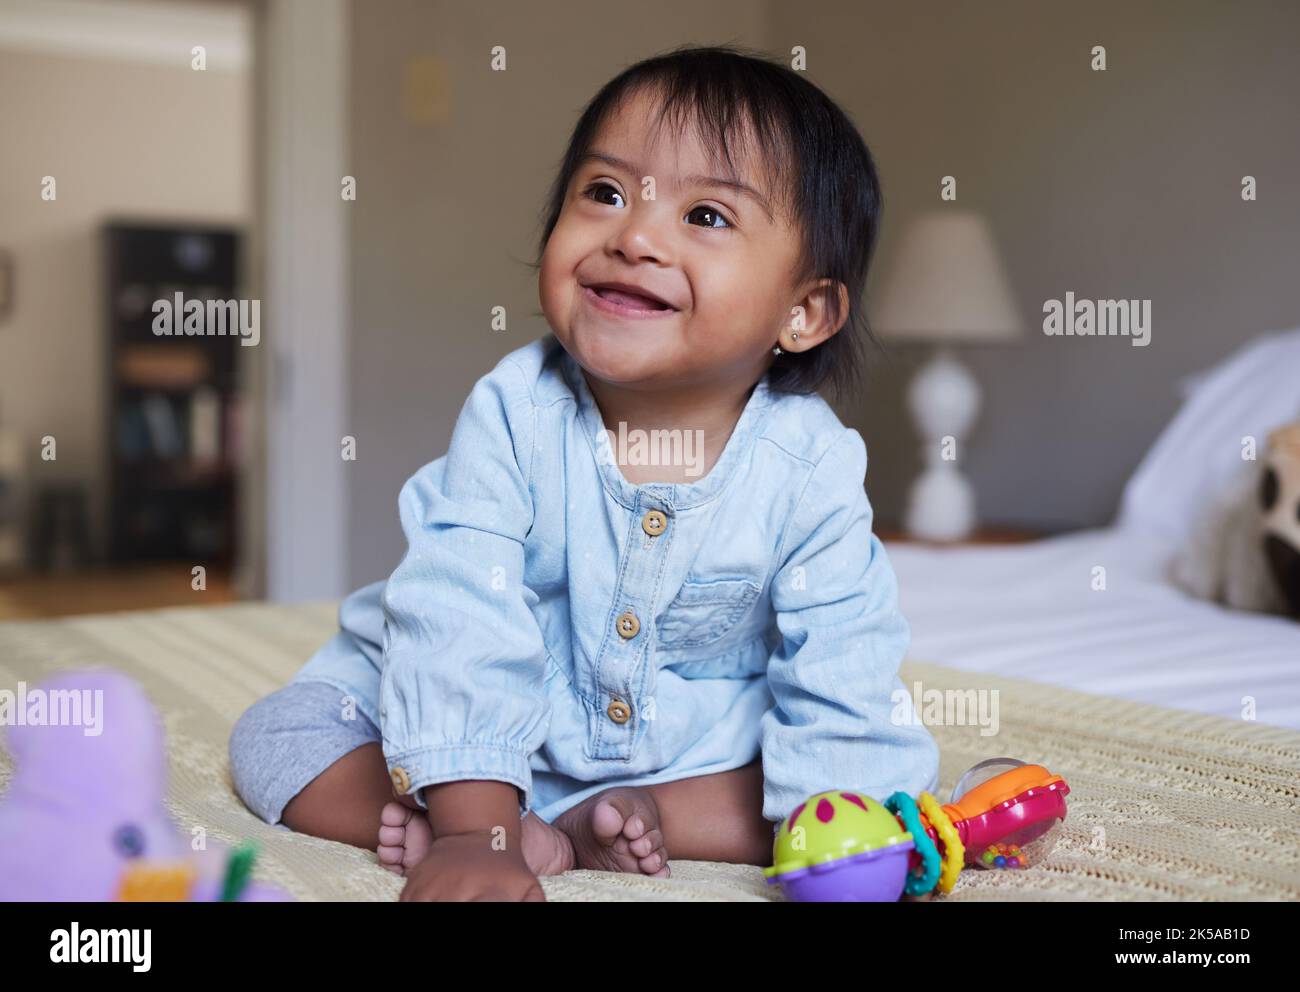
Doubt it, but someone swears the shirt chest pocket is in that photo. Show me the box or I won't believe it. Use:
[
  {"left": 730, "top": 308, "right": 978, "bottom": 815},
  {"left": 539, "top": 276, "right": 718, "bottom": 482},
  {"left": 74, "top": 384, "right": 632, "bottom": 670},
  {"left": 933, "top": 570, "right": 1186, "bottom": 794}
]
[{"left": 654, "top": 576, "right": 763, "bottom": 650}]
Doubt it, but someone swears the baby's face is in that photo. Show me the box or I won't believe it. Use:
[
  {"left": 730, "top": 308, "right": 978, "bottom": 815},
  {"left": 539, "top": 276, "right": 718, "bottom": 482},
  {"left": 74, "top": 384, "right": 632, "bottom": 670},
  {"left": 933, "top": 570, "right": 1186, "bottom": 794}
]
[{"left": 540, "top": 87, "right": 804, "bottom": 393}]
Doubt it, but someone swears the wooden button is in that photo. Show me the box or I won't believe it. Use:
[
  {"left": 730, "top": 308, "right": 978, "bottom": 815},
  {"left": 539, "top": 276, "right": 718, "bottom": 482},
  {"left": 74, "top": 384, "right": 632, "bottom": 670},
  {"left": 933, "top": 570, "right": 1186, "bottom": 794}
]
[
  {"left": 606, "top": 698, "right": 632, "bottom": 724},
  {"left": 616, "top": 610, "right": 640, "bottom": 639},
  {"left": 390, "top": 766, "right": 411, "bottom": 795},
  {"left": 641, "top": 509, "right": 667, "bottom": 537}
]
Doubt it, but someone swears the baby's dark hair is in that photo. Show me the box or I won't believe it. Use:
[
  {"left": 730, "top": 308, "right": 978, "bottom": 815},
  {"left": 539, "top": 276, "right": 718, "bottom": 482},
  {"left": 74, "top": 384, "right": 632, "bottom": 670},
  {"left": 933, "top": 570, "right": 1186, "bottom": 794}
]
[{"left": 535, "top": 43, "right": 884, "bottom": 401}]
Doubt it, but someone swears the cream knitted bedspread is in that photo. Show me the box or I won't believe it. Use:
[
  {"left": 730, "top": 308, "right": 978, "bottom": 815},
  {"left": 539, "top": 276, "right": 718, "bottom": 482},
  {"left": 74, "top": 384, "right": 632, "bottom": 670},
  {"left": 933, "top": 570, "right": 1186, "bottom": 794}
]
[{"left": 1, "top": 602, "right": 1296, "bottom": 901}]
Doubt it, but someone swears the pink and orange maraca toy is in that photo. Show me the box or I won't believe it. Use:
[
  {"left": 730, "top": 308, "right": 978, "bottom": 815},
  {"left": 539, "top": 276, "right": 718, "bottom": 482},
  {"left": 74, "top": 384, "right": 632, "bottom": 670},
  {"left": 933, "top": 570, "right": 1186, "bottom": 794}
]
[{"left": 764, "top": 758, "right": 1069, "bottom": 901}]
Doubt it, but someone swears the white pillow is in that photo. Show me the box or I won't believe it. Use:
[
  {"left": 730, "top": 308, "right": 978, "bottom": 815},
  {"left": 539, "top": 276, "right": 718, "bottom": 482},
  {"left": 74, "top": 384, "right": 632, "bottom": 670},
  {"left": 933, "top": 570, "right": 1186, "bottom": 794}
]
[{"left": 1116, "top": 327, "right": 1300, "bottom": 547}]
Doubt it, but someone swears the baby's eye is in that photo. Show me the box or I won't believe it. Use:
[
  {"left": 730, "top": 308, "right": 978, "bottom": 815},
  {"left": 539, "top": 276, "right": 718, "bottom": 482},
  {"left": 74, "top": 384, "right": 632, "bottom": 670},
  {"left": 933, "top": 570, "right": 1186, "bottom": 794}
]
[
  {"left": 583, "top": 182, "right": 625, "bottom": 209},
  {"left": 685, "top": 205, "right": 731, "bottom": 230}
]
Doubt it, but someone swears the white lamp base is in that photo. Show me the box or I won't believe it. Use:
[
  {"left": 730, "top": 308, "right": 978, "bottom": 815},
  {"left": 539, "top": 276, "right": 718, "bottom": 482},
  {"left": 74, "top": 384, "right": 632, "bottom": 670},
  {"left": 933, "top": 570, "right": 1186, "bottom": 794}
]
[{"left": 903, "top": 348, "right": 979, "bottom": 542}]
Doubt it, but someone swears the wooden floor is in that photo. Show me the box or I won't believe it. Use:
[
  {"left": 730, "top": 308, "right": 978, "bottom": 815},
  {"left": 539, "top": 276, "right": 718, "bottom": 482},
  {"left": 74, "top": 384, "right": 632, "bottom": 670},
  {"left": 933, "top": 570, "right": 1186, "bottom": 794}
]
[{"left": 0, "top": 564, "right": 236, "bottom": 619}]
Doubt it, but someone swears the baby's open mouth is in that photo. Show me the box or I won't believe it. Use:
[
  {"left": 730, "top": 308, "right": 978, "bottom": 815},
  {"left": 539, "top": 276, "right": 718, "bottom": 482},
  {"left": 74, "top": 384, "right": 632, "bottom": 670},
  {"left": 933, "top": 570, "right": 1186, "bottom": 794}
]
[
  {"left": 594, "top": 287, "right": 670, "bottom": 310},
  {"left": 582, "top": 282, "right": 677, "bottom": 313}
]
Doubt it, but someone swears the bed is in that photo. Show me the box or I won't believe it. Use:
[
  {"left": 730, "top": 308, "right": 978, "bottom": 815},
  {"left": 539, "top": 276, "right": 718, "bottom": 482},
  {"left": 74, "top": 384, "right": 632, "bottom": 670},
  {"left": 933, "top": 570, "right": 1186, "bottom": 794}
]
[
  {"left": 2, "top": 331, "right": 1299, "bottom": 901},
  {"left": 891, "top": 326, "right": 1300, "bottom": 730},
  {"left": 888, "top": 526, "right": 1300, "bottom": 730},
  {"left": 1, "top": 600, "right": 1296, "bottom": 901}
]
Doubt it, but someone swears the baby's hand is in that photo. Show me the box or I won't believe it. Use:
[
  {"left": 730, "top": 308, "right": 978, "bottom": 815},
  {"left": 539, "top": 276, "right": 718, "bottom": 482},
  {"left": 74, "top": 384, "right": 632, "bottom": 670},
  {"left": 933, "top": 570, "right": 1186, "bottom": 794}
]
[{"left": 399, "top": 829, "right": 545, "bottom": 902}]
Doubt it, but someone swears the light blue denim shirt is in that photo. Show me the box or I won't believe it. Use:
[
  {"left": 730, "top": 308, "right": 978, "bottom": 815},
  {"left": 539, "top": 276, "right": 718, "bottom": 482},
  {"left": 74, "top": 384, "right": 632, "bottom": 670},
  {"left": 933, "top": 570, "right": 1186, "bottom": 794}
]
[{"left": 294, "top": 335, "right": 938, "bottom": 824}]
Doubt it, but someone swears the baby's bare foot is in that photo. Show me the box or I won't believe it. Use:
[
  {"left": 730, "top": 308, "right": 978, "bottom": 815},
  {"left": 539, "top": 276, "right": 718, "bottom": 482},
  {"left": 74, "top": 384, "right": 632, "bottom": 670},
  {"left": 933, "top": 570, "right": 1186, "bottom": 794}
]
[
  {"left": 376, "top": 801, "right": 576, "bottom": 878},
  {"left": 553, "top": 786, "right": 670, "bottom": 877},
  {"left": 377, "top": 802, "right": 433, "bottom": 875}
]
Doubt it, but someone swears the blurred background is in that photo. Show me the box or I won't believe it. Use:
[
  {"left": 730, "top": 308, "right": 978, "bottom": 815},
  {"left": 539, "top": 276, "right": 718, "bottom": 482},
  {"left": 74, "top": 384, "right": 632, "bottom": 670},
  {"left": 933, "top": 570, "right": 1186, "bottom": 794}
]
[{"left": 0, "top": 0, "right": 1297, "bottom": 617}]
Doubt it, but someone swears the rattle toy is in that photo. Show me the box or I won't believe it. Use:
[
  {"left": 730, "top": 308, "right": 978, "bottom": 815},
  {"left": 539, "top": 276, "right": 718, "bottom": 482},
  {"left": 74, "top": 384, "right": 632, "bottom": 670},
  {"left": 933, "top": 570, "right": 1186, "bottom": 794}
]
[{"left": 763, "top": 757, "right": 1069, "bottom": 902}]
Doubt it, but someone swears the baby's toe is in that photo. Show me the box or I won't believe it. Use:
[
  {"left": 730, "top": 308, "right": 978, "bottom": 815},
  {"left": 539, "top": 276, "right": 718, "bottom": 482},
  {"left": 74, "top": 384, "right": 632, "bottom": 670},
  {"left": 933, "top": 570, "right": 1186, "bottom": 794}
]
[
  {"left": 377, "top": 823, "right": 407, "bottom": 847},
  {"left": 628, "top": 828, "right": 663, "bottom": 859},
  {"left": 376, "top": 844, "right": 406, "bottom": 874},
  {"left": 590, "top": 799, "right": 628, "bottom": 845},
  {"left": 380, "top": 801, "right": 412, "bottom": 828},
  {"left": 638, "top": 849, "right": 667, "bottom": 874}
]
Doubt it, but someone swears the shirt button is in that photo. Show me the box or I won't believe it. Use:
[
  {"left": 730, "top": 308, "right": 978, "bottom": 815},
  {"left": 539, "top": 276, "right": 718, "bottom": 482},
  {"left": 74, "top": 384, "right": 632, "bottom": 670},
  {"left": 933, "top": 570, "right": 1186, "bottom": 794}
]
[
  {"left": 606, "top": 698, "right": 632, "bottom": 724},
  {"left": 616, "top": 609, "right": 640, "bottom": 639},
  {"left": 641, "top": 509, "right": 667, "bottom": 537},
  {"left": 390, "top": 766, "right": 411, "bottom": 795}
]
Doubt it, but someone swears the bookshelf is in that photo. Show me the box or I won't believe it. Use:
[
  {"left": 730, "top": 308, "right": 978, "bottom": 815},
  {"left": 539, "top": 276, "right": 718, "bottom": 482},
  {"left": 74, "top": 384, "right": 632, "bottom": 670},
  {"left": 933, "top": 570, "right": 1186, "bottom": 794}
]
[{"left": 103, "top": 222, "right": 243, "bottom": 564}]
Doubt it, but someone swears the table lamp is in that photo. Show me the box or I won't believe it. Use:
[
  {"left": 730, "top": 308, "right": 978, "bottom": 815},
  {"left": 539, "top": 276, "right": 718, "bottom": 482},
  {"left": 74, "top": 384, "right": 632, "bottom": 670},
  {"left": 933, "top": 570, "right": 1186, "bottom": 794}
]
[{"left": 871, "top": 210, "right": 1024, "bottom": 541}]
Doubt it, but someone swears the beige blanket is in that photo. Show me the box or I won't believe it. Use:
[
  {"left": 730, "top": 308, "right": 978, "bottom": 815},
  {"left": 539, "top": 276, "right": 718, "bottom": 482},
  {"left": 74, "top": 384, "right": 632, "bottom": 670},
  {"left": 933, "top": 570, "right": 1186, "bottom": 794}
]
[{"left": 1, "top": 602, "right": 1297, "bottom": 901}]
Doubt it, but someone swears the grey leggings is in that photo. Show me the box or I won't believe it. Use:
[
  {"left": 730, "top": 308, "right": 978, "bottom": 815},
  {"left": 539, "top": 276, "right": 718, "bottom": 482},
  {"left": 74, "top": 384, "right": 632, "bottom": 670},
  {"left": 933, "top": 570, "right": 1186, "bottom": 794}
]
[{"left": 229, "top": 680, "right": 380, "bottom": 825}]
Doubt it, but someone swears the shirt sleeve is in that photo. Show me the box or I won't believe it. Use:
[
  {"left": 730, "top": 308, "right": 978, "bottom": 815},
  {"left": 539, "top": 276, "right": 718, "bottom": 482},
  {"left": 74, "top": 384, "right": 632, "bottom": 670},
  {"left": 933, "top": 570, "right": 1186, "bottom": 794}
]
[
  {"left": 378, "top": 359, "right": 550, "bottom": 818},
  {"left": 759, "top": 428, "right": 940, "bottom": 823}
]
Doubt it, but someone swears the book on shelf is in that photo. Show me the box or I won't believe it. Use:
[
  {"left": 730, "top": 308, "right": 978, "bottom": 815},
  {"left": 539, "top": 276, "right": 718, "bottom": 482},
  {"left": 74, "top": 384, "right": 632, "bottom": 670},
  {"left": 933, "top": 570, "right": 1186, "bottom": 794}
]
[
  {"left": 116, "top": 344, "right": 210, "bottom": 388},
  {"left": 189, "top": 386, "right": 222, "bottom": 463},
  {"left": 139, "top": 393, "right": 185, "bottom": 459}
]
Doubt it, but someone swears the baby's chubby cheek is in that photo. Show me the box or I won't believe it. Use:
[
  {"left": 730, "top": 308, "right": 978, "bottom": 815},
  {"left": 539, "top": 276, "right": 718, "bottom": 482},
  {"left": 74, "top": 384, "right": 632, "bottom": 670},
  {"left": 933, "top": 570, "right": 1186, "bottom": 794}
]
[
  {"left": 536, "top": 254, "right": 572, "bottom": 331},
  {"left": 690, "top": 286, "right": 782, "bottom": 359},
  {"left": 539, "top": 254, "right": 624, "bottom": 345}
]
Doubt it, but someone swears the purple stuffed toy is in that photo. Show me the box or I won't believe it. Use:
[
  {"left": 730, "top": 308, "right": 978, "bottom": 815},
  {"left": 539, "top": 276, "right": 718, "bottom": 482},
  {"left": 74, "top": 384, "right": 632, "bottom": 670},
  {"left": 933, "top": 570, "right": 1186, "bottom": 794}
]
[{"left": 0, "top": 668, "right": 289, "bottom": 901}]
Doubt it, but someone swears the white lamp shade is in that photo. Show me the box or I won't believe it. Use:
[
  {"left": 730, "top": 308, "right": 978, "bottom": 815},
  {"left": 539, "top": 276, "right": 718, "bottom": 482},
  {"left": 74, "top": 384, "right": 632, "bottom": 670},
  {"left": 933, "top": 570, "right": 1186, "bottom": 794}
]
[{"left": 871, "top": 210, "right": 1025, "bottom": 344}]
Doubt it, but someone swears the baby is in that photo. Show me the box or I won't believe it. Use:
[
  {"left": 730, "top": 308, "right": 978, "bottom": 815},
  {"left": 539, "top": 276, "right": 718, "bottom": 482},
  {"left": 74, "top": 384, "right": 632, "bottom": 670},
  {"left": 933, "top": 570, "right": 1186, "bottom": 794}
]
[{"left": 230, "top": 44, "right": 938, "bottom": 901}]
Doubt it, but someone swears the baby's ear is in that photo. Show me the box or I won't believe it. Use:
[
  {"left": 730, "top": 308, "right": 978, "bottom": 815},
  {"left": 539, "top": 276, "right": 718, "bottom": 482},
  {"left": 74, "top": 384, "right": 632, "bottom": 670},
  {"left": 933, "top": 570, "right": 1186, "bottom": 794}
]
[
  {"left": 821, "top": 281, "right": 851, "bottom": 336},
  {"left": 787, "top": 279, "right": 849, "bottom": 348}
]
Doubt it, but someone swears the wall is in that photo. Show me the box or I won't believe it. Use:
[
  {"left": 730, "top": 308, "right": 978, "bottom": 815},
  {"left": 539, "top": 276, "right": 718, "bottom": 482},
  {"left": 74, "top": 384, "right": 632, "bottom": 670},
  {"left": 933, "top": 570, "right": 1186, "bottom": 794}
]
[
  {"left": 0, "top": 36, "right": 249, "bottom": 556},
  {"left": 344, "top": 0, "right": 1300, "bottom": 590},
  {"left": 346, "top": 0, "right": 770, "bottom": 585},
  {"left": 774, "top": 0, "right": 1300, "bottom": 531}
]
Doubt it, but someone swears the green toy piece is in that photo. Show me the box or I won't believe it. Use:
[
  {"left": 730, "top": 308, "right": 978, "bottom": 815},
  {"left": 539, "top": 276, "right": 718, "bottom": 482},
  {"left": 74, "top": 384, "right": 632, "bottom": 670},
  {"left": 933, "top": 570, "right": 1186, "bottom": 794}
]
[{"left": 219, "top": 843, "right": 258, "bottom": 902}]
